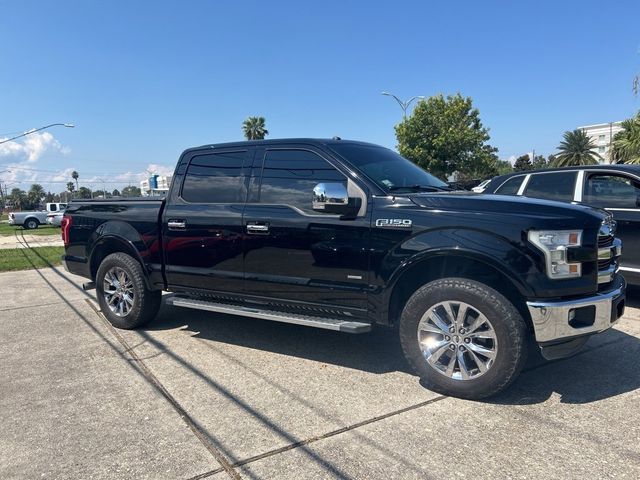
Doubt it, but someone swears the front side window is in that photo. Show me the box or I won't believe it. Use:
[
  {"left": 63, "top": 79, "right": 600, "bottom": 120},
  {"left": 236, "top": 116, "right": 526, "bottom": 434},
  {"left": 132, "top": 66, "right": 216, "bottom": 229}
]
[
  {"left": 495, "top": 176, "right": 525, "bottom": 195},
  {"left": 259, "top": 149, "right": 346, "bottom": 214},
  {"left": 583, "top": 174, "right": 640, "bottom": 208},
  {"left": 182, "top": 151, "right": 247, "bottom": 203},
  {"left": 524, "top": 171, "right": 577, "bottom": 202}
]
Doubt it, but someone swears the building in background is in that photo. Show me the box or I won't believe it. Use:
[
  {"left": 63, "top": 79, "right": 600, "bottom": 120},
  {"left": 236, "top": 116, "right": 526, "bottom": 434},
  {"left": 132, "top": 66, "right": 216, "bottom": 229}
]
[
  {"left": 578, "top": 121, "right": 623, "bottom": 164},
  {"left": 141, "top": 174, "right": 172, "bottom": 196}
]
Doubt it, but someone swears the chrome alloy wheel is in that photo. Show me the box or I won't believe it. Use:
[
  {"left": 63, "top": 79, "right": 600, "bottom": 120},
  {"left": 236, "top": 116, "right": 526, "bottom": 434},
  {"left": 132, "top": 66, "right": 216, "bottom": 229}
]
[
  {"left": 417, "top": 301, "right": 498, "bottom": 380},
  {"left": 103, "top": 267, "right": 135, "bottom": 317}
]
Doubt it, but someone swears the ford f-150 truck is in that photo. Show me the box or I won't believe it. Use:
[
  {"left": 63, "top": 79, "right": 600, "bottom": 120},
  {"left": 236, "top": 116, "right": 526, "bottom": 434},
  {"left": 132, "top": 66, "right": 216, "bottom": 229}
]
[{"left": 61, "top": 139, "right": 626, "bottom": 399}]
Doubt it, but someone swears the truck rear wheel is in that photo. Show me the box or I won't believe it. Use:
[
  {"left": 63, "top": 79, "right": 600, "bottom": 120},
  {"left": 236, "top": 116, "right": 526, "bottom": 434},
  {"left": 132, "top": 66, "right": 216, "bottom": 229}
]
[
  {"left": 399, "top": 278, "right": 527, "bottom": 399},
  {"left": 96, "top": 252, "right": 161, "bottom": 329},
  {"left": 24, "top": 218, "right": 39, "bottom": 230}
]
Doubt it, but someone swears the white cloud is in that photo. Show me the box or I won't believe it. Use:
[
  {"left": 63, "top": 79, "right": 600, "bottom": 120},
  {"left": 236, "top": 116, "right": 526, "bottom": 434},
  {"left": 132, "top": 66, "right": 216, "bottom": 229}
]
[{"left": 0, "top": 131, "right": 65, "bottom": 163}]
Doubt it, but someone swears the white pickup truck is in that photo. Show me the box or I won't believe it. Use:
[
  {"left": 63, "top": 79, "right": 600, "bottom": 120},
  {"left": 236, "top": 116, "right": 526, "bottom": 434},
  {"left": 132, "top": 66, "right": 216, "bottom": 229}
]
[{"left": 8, "top": 202, "right": 67, "bottom": 229}]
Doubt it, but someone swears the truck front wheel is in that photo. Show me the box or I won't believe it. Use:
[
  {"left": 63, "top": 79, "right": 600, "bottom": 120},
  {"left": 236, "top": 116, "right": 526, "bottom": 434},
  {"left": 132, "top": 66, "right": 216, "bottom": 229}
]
[
  {"left": 95, "top": 252, "right": 161, "bottom": 329},
  {"left": 399, "top": 278, "right": 527, "bottom": 399}
]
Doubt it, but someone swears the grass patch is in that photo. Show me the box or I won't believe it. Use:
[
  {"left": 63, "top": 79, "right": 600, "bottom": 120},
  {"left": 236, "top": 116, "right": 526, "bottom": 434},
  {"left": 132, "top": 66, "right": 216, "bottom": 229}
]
[
  {"left": 0, "top": 246, "right": 64, "bottom": 272},
  {"left": 0, "top": 222, "right": 60, "bottom": 236},
  {"left": 0, "top": 213, "right": 7, "bottom": 221}
]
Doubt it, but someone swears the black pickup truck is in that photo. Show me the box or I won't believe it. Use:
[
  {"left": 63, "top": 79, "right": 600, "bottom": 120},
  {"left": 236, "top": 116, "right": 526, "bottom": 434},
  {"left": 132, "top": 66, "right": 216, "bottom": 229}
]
[{"left": 62, "top": 139, "right": 626, "bottom": 399}]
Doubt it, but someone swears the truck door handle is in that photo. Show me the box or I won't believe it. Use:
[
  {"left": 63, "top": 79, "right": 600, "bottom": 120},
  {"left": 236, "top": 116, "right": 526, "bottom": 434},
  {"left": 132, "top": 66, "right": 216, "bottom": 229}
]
[
  {"left": 168, "top": 219, "right": 186, "bottom": 230},
  {"left": 246, "top": 222, "right": 270, "bottom": 234}
]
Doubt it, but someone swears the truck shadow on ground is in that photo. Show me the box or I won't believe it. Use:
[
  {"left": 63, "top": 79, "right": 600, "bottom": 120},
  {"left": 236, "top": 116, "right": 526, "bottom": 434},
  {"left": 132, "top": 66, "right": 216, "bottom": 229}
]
[{"left": 149, "top": 300, "right": 640, "bottom": 406}]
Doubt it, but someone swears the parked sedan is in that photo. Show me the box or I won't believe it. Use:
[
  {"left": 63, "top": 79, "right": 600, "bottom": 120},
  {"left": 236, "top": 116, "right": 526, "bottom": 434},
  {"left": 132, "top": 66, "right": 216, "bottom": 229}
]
[{"left": 483, "top": 164, "right": 640, "bottom": 284}]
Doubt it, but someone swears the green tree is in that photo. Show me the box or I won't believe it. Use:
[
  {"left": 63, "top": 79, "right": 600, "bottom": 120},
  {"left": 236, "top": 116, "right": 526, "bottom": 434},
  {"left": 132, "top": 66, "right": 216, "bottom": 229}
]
[
  {"left": 112, "top": 188, "right": 121, "bottom": 197},
  {"left": 553, "top": 129, "right": 601, "bottom": 167},
  {"left": 547, "top": 154, "right": 557, "bottom": 166},
  {"left": 66, "top": 181, "right": 75, "bottom": 199},
  {"left": 513, "top": 154, "right": 533, "bottom": 171},
  {"left": 242, "top": 116, "right": 268, "bottom": 140},
  {"left": 77, "top": 186, "right": 92, "bottom": 199},
  {"left": 494, "top": 158, "right": 513, "bottom": 175},
  {"left": 9, "top": 188, "right": 27, "bottom": 210},
  {"left": 71, "top": 170, "right": 79, "bottom": 191},
  {"left": 27, "top": 184, "right": 45, "bottom": 209},
  {"left": 395, "top": 93, "right": 497, "bottom": 179},
  {"left": 122, "top": 185, "right": 141, "bottom": 197},
  {"left": 532, "top": 154, "right": 547, "bottom": 169},
  {"left": 612, "top": 113, "right": 640, "bottom": 164}
]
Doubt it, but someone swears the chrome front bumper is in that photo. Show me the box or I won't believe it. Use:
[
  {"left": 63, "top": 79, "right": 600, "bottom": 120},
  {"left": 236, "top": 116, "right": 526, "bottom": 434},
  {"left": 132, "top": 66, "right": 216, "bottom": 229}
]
[{"left": 527, "top": 275, "right": 626, "bottom": 344}]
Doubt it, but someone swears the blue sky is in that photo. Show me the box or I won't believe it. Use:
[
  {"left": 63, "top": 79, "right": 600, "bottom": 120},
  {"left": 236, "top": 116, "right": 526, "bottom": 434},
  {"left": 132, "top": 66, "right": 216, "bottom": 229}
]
[{"left": 1, "top": 0, "right": 639, "bottom": 191}]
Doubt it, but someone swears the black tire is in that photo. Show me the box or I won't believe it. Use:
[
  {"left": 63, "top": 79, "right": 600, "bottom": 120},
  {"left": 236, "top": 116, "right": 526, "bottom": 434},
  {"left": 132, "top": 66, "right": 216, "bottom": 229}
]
[
  {"left": 95, "top": 252, "right": 162, "bottom": 329},
  {"left": 24, "top": 218, "right": 39, "bottom": 230},
  {"left": 399, "top": 278, "right": 527, "bottom": 400}
]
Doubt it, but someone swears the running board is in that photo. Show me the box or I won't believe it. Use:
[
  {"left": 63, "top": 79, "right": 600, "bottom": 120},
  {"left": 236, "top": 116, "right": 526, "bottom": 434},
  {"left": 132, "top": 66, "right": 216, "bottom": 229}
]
[{"left": 165, "top": 296, "right": 372, "bottom": 333}]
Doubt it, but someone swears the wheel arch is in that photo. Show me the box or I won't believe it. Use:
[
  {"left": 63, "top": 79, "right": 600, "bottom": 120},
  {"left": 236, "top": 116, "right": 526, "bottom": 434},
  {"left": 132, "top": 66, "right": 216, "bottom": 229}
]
[
  {"left": 386, "top": 252, "right": 533, "bottom": 331},
  {"left": 89, "top": 236, "right": 155, "bottom": 290}
]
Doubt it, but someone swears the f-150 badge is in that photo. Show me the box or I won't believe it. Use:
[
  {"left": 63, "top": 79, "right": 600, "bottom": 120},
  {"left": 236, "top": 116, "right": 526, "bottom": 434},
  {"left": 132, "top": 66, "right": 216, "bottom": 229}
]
[{"left": 375, "top": 219, "right": 412, "bottom": 228}]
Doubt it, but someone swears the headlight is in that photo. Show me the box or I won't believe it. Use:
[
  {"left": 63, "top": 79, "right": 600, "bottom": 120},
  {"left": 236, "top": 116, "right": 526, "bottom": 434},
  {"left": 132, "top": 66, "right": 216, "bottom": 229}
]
[{"left": 528, "top": 230, "right": 582, "bottom": 279}]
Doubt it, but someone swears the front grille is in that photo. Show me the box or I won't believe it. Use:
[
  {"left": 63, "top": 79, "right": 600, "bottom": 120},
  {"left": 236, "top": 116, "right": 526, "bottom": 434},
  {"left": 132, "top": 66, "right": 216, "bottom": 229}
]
[
  {"left": 598, "top": 235, "right": 613, "bottom": 248},
  {"left": 598, "top": 258, "right": 612, "bottom": 270},
  {"left": 597, "top": 218, "right": 619, "bottom": 286}
]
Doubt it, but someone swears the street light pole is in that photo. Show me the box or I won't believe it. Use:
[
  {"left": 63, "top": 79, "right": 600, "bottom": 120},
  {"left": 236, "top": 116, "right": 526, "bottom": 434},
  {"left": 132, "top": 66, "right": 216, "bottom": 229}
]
[
  {"left": 381, "top": 92, "right": 425, "bottom": 119},
  {"left": 0, "top": 123, "right": 74, "bottom": 145}
]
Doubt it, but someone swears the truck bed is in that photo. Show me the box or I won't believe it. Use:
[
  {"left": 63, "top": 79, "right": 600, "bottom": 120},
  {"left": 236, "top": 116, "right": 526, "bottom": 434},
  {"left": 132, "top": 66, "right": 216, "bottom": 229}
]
[{"left": 63, "top": 197, "right": 166, "bottom": 287}]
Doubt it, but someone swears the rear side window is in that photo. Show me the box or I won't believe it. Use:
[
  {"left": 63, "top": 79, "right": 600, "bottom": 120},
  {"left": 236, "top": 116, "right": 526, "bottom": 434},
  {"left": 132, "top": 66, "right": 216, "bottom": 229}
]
[
  {"left": 584, "top": 174, "right": 640, "bottom": 208},
  {"left": 182, "top": 151, "right": 247, "bottom": 203},
  {"left": 258, "top": 149, "right": 346, "bottom": 214},
  {"left": 524, "top": 172, "right": 577, "bottom": 202},
  {"left": 495, "top": 176, "right": 525, "bottom": 195}
]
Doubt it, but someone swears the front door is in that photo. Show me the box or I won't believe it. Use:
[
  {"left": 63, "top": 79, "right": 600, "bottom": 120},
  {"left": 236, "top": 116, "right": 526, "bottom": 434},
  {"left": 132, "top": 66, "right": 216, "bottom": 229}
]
[
  {"left": 242, "top": 146, "right": 370, "bottom": 312},
  {"left": 162, "top": 148, "right": 253, "bottom": 293},
  {"left": 582, "top": 172, "right": 640, "bottom": 275}
]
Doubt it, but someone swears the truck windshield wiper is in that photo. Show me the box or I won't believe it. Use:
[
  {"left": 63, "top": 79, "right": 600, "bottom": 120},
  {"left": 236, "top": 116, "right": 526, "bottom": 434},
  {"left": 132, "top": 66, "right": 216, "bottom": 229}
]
[{"left": 388, "top": 185, "right": 454, "bottom": 192}]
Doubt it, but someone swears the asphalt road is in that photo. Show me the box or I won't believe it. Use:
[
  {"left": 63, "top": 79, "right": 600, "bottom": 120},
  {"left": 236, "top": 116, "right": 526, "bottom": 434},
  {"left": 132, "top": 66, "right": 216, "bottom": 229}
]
[{"left": 1, "top": 265, "right": 639, "bottom": 479}]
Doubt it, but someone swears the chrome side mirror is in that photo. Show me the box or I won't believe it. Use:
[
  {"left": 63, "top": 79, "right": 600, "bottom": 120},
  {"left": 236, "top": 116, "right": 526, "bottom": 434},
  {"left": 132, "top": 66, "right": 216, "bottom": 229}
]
[{"left": 313, "top": 182, "right": 349, "bottom": 212}]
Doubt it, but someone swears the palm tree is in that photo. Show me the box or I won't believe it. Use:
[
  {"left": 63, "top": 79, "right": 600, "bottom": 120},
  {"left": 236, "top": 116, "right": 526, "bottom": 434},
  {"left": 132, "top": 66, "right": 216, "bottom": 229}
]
[
  {"left": 242, "top": 116, "right": 268, "bottom": 140},
  {"left": 28, "top": 183, "right": 45, "bottom": 209},
  {"left": 66, "top": 181, "right": 75, "bottom": 199},
  {"left": 71, "top": 170, "right": 79, "bottom": 191},
  {"left": 612, "top": 114, "right": 640, "bottom": 164},
  {"left": 552, "top": 129, "right": 602, "bottom": 167}
]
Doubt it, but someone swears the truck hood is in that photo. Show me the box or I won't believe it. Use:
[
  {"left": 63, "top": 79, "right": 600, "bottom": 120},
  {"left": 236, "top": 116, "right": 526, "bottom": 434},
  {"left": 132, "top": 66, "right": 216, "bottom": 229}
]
[{"left": 408, "top": 191, "right": 609, "bottom": 225}]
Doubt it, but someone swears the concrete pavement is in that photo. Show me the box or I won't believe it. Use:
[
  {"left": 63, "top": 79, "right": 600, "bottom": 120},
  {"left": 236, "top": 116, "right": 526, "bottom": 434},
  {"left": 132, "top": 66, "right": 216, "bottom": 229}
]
[{"left": 1, "top": 266, "right": 639, "bottom": 479}]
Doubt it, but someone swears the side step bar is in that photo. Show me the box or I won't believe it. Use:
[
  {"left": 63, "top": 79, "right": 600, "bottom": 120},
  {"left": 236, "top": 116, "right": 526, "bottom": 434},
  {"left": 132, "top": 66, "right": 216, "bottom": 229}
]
[{"left": 165, "top": 296, "right": 372, "bottom": 333}]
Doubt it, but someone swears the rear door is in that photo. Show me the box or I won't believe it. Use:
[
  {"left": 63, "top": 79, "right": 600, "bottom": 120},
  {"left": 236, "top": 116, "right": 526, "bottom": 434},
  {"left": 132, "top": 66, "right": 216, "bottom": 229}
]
[
  {"left": 242, "top": 145, "right": 371, "bottom": 312},
  {"left": 162, "top": 148, "right": 253, "bottom": 293}
]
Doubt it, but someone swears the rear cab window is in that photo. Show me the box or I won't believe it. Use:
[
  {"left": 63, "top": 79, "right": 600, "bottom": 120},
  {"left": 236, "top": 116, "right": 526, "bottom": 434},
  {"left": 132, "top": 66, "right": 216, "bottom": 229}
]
[
  {"left": 523, "top": 171, "right": 577, "bottom": 202},
  {"left": 181, "top": 150, "right": 249, "bottom": 203}
]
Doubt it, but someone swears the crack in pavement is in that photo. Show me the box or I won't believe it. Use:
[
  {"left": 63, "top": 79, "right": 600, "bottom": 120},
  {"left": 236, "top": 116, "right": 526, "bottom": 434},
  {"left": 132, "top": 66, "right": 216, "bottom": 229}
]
[{"left": 85, "top": 299, "right": 241, "bottom": 480}]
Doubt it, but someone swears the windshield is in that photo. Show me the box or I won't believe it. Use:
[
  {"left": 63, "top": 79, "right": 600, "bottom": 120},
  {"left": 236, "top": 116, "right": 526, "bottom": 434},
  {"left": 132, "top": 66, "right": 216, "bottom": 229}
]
[{"left": 329, "top": 143, "right": 449, "bottom": 193}]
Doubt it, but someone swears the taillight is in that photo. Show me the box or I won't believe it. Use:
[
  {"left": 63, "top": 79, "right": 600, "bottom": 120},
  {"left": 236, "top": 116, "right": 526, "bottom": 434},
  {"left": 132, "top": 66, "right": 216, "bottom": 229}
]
[{"left": 61, "top": 216, "right": 72, "bottom": 246}]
